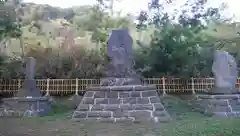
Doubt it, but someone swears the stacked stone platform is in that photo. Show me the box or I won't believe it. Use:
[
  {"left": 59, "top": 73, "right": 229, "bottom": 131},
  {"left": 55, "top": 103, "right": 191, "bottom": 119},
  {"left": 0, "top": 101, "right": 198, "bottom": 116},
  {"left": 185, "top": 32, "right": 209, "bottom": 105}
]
[
  {"left": 0, "top": 97, "right": 51, "bottom": 117},
  {"left": 195, "top": 94, "right": 240, "bottom": 116},
  {"left": 72, "top": 85, "right": 171, "bottom": 123}
]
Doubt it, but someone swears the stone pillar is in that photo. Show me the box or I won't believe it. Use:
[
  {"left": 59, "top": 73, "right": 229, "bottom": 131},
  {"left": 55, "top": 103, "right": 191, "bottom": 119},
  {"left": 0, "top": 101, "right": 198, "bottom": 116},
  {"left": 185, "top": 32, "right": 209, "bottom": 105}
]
[
  {"left": 25, "top": 57, "right": 36, "bottom": 80},
  {"left": 16, "top": 57, "right": 41, "bottom": 97}
]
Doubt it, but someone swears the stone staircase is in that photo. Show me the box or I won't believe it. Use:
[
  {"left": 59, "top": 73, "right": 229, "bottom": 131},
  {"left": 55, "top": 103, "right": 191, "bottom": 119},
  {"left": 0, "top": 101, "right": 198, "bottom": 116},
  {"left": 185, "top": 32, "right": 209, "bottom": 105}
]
[
  {"left": 195, "top": 94, "right": 240, "bottom": 116},
  {"left": 72, "top": 85, "right": 171, "bottom": 123}
]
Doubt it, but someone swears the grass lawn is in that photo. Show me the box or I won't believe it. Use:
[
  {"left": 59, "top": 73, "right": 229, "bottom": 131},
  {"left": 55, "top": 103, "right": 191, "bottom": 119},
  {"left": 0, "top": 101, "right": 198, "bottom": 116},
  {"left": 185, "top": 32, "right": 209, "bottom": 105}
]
[{"left": 0, "top": 95, "right": 240, "bottom": 136}]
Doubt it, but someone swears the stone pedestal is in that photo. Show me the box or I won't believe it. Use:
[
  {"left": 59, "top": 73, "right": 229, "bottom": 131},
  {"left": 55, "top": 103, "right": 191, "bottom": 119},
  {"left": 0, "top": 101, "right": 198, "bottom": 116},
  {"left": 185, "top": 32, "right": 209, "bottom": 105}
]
[
  {"left": 208, "top": 87, "right": 239, "bottom": 94},
  {"left": 0, "top": 97, "right": 51, "bottom": 117},
  {"left": 195, "top": 94, "right": 240, "bottom": 116},
  {"left": 16, "top": 79, "right": 43, "bottom": 97},
  {"left": 72, "top": 85, "right": 171, "bottom": 123},
  {"left": 0, "top": 57, "right": 51, "bottom": 117},
  {"left": 100, "top": 77, "right": 142, "bottom": 86}
]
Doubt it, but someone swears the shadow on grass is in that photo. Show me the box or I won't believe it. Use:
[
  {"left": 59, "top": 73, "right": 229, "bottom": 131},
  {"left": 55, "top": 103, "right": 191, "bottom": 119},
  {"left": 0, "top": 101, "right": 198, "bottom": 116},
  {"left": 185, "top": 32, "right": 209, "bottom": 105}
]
[
  {"left": 160, "top": 95, "right": 205, "bottom": 120},
  {"left": 39, "top": 95, "right": 82, "bottom": 121}
]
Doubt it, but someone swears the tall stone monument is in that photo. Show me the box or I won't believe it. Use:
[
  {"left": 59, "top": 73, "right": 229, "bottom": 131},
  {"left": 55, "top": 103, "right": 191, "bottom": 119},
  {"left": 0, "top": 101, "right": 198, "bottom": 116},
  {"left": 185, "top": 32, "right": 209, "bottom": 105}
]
[
  {"left": 101, "top": 29, "right": 141, "bottom": 86},
  {"left": 0, "top": 57, "right": 51, "bottom": 117},
  {"left": 195, "top": 50, "right": 240, "bottom": 117},
  {"left": 72, "top": 29, "right": 171, "bottom": 123}
]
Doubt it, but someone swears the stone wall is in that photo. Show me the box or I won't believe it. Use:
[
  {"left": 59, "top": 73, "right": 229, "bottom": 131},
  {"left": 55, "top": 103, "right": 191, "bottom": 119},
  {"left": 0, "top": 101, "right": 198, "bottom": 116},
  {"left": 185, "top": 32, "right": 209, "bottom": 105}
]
[
  {"left": 196, "top": 94, "right": 240, "bottom": 116},
  {"left": 72, "top": 85, "right": 171, "bottom": 123}
]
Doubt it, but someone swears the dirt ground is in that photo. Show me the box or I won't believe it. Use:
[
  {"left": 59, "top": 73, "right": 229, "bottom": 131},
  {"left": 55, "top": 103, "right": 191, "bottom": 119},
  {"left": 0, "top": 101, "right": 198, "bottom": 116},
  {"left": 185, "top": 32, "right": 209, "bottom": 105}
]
[{"left": 0, "top": 118, "right": 159, "bottom": 136}]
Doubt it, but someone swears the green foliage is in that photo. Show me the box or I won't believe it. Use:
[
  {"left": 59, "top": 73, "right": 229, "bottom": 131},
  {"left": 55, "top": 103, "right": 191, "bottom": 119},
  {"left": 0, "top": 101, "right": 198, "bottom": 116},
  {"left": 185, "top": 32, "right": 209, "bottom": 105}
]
[
  {"left": 0, "top": 1, "right": 21, "bottom": 40},
  {"left": 0, "top": 1, "right": 239, "bottom": 78},
  {"left": 135, "top": 0, "right": 227, "bottom": 77}
]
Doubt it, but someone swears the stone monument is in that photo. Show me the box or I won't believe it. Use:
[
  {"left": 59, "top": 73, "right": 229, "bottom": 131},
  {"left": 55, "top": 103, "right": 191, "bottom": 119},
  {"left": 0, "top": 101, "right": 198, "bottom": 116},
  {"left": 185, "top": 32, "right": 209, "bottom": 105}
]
[
  {"left": 100, "top": 29, "right": 141, "bottom": 86},
  {"left": 17, "top": 57, "right": 43, "bottom": 97},
  {"left": 0, "top": 57, "right": 51, "bottom": 117},
  {"left": 210, "top": 50, "right": 239, "bottom": 94},
  {"left": 195, "top": 50, "right": 240, "bottom": 117},
  {"left": 72, "top": 29, "right": 171, "bottom": 123}
]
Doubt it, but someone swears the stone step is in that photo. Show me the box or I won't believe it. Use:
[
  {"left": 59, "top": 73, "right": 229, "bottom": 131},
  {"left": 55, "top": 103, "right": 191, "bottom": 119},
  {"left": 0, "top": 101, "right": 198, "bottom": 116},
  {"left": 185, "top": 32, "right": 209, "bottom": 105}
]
[
  {"left": 85, "top": 91, "right": 160, "bottom": 100},
  {"left": 82, "top": 96, "right": 162, "bottom": 105},
  {"left": 72, "top": 110, "right": 171, "bottom": 123},
  {"left": 0, "top": 109, "right": 46, "bottom": 117},
  {"left": 3, "top": 97, "right": 49, "bottom": 102},
  {"left": 206, "top": 105, "right": 232, "bottom": 113},
  {"left": 195, "top": 94, "right": 240, "bottom": 117},
  {"left": 208, "top": 99, "right": 229, "bottom": 106},
  {"left": 86, "top": 85, "right": 156, "bottom": 92},
  {"left": 76, "top": 103, "right": 166, "bottom": 112},
  {"left": 73, "top": 88, "right": 171, "bottom": 123},
  {"left": 196, "top": 94, "right": 240, "bottom": 100}
]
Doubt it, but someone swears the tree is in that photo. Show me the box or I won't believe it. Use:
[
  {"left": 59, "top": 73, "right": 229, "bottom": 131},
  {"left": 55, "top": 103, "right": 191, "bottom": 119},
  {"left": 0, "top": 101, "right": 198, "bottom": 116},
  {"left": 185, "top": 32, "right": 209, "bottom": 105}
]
[
  {"left": 0, "top": 0, "right": 21, "bottom": 40},
  {"left": 96, "top": 0, "right": 123, "bottom": 16},
  {"left": 28, "top": 10, "right": 43, "bottom": 35},
  {"left": 0, "top": 0, "right": 21, "bottom": 54},
  {"left": 135, "top": 0, "right": 226, "bottom": 77},
  {"left": 73, "top": 5, "right": 130, "bottom": 50},
  {"left": 12, "top": 0, "right": 24, "bottom": 57}
]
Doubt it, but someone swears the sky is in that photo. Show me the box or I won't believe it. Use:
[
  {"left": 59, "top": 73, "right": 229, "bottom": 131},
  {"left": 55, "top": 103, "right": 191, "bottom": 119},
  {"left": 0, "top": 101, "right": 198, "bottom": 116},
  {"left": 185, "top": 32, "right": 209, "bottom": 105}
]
[{"left": 23, "top": 0, "right": 240, "bottom": 21}]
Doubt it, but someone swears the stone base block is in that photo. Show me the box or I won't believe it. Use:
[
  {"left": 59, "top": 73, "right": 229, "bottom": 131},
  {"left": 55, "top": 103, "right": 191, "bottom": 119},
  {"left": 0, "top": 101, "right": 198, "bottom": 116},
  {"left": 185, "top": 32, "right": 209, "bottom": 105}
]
[
  {"left": 195, "top": 94, "right": 240, "bottom": 116},
  {"left": 72, "top": 87, "right": 171, "bottom": 123},
  {"left": 16, "top": 79, "right": 43, "bottom": 97},
  {"left": 0, "top": 97, "right": 51, "bottom": 117},
  {"left": 100, "top": 78, "right": 142, "bottom": 86},
  {"left": 86, "top": 85, "right": 156, "bottom": 92},
  {"left": 207, "top": 87, "right": 240, "bottom": 94}
]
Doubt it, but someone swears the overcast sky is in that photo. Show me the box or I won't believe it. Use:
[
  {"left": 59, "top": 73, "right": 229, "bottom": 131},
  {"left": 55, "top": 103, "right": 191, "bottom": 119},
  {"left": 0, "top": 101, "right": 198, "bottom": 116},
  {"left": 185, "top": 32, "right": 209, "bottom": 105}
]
[{"left": 23, "top": 0, "right": 240, "bottom": 21}]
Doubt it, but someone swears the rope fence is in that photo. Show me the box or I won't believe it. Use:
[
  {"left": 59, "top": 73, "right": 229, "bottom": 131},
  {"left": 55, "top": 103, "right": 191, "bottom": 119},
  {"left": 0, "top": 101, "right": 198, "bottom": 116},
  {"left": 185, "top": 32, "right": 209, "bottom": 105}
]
[{"left": 0, "top": 78, "right": 240, "bottom": 96}]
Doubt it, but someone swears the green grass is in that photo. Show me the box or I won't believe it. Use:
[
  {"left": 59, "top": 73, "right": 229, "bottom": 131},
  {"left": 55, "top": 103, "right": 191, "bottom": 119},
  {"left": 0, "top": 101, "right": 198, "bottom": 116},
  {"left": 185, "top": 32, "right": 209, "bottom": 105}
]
[
  {"left": 37, "top": 96, "right": 82, "bottom": 121},
  {"left": 159, "top": 95, "right": 240, "bottom": 136},
  {"left": 10, "top": 95, "right": 240, "bottom": 136}
]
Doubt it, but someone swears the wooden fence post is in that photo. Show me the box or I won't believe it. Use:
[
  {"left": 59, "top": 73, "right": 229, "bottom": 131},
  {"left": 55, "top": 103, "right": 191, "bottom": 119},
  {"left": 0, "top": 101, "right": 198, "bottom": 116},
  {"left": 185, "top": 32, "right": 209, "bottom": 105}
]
[
  {"left": 191, "top": 77, "right": 195, "bottom": 94},
  {"left": 45, "top": 78, "right": 50, "bottom": 96},
  {"left": 162, "top": 77, "right": 166, "bottom": 95},
  {"left": 75, "top": 78, "right": 78, "bottom": 96}
]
